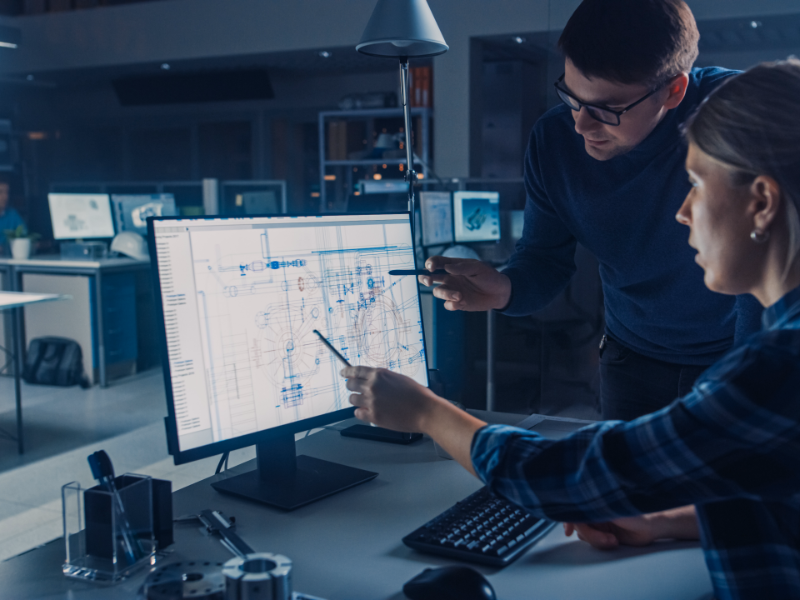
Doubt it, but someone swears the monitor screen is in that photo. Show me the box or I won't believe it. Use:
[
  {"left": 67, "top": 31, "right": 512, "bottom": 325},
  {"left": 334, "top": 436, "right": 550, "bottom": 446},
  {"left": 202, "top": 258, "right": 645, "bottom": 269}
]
[
  {"left": 48, "top": 193, "right": 116, "bottom": 240},
  {"left": 453, "top": 191, "right": 500, "bottom": 243},
  {"left": 112, "top": 194, "right": 178, "bottom": 236},
  {"left": 151, "top": 213, "right": 428, "bottom": 459},
  {"left": 420, "top": 191, "right": 454, "bottom": 246}
]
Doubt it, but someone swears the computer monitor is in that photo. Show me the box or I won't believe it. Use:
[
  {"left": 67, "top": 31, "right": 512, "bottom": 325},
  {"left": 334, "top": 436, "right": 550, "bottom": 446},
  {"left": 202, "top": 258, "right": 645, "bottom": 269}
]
[
  {"left": 112, "top": 194, "right": 178, "bottom": 236},
  {"left": 149, "top": 212, "right": 429, "bottom": 510},
  {"left": 48, "top": 193, "right": 116, "bottom": 240},
  {"left": 420, "top": 191, "right": 454, "bottom": 247},
  {"left": 346, "top": 193, "right": 408, "bottom": 214},
  {"left": 453, "top": 191, "right": 501, "bottom": 243},
  {"left": 241, "top": 190, "right": 279, "bottom": 215}
]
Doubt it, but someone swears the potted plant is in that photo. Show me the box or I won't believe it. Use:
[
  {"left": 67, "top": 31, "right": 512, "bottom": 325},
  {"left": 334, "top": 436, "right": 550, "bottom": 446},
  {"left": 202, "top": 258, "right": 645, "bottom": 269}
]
[{"left": 4, "top": 225, "right": 40, "bottom": 260}]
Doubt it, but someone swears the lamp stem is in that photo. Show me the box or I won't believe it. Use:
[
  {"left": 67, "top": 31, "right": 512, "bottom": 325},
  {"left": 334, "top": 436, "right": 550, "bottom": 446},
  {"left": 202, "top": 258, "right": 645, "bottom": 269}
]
[{"left": 399, "top": 58, "right": 416, "bottom": 234}]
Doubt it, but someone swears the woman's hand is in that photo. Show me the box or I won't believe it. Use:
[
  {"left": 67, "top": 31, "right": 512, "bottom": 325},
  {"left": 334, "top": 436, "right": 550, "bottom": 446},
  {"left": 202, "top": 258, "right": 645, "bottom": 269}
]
[
  {"left": 339, "top": 366, "right": 487, "bottom": 475},
  {"left": 563, "top": 506, "right": 699, "bottom": 550},
  {"left": 341, "top": 365, "right": 440, "bottom": 433},
  {"left": 563, "top": 516, "right": 661, "bottom": 550}
]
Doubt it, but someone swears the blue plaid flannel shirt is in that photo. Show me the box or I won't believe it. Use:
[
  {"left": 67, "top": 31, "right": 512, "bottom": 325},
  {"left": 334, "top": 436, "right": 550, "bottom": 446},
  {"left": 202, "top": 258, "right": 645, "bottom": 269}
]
[{"left": 472, "top": 286, "right": 800, "bottom": 600}]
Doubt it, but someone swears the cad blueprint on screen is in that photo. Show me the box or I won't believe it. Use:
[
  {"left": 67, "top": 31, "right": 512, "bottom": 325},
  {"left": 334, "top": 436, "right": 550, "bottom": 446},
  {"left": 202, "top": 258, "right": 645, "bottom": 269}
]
[{"left": 188, "top": 220, "right": 427, "bottom": 443}]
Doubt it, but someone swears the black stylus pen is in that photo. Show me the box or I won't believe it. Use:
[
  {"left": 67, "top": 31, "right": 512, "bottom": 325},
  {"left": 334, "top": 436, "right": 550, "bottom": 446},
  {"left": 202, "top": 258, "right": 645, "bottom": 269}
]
[
  {"left": 313, "top": 329, "right": 353, "bottom": 367},
  {"left": 388, "top": 269, "right": 447, "bottom": 276}
]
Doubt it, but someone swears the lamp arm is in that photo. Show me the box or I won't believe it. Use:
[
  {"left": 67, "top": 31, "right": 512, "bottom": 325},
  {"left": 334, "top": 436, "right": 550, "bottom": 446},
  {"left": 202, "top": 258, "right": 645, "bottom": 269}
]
[{"left": 399, "top": 58, "right": 416, "bottom": 228}]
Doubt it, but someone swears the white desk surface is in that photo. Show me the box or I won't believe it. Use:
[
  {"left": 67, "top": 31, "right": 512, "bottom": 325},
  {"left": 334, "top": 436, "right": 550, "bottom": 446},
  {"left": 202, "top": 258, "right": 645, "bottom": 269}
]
[
  {"left": 0, "top": 291, "right": 69, "bottom": 310},
  {"left": 0, "top": 413, "right": 713, "bottom": 600}
]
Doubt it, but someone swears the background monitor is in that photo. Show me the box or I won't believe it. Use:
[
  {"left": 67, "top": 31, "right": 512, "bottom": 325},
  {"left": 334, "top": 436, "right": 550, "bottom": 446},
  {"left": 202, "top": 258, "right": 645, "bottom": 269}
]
[
  {"left": 242, "top": 190, "right": 278, "bottom": 214},
  {"left": 453, "top": 191, "right": 500, "bottom": 243},
  {"left": 149, "top": 212, "right": 428, "bottom": 509},
  {"left": 48, "top": 193, "right": 116, "bottom": 240},
  {"left": 112, "top": 193, "right": 177, "bottom": 235},
  {"left": 419, "top": 191, "right": 454, "bottom": 247},
  {"left": 359, "top": 179, "right": 409, "bottom": 194},
  {"left": 346, "top": 192, "right": 408, "bottom": 214}
]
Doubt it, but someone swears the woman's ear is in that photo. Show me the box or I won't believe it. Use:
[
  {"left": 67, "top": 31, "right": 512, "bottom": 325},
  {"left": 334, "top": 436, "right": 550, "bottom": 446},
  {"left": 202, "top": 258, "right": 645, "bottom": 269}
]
[{"left": 750, "top": 175, "right": 783, "bottom": 232}]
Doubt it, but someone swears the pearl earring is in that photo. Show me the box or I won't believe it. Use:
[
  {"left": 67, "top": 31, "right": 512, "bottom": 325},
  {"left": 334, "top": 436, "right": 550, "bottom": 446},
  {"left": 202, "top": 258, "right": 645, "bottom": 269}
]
[{"left": 750, "top": 229, "right": 770, "bottom": 243}]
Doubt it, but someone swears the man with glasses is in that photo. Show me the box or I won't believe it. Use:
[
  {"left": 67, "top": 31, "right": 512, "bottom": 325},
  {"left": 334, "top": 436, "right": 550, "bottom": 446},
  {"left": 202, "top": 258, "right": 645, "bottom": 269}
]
[{"left": 422, "top": 0, "right": 763, "bottom": 420}]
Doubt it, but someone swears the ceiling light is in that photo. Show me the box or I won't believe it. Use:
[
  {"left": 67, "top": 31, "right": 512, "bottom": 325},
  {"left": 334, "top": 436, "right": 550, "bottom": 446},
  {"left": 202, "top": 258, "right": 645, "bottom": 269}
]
[
  {"left": 750, "top": 21, "right": 762, "bottom": 29},
  {"left": 513, "top": 36, "right": 525, "bottom": 44},
  {"left": 319, "top": 51, "right": 332, "bottom": 58},
  {"left": 161, "top": 63, "right": 170, "bottom": 70}
]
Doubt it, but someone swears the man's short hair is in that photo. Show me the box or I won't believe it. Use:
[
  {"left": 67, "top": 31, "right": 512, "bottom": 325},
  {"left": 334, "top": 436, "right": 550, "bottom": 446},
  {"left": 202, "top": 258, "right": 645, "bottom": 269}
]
[{"left": 558, "top": 0, "right": 700, "bottom": 88}]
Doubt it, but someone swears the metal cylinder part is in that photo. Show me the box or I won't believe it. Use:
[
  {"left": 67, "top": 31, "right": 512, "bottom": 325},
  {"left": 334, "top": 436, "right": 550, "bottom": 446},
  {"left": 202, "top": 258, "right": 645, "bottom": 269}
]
[{"left": 223, "top": 553, "right": 292, "bottom": 600}]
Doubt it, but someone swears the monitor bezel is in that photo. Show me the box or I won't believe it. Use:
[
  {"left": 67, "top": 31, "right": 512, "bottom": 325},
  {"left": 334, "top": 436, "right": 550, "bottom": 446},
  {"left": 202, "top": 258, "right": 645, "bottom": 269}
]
[
  {"left": 147, "top": 210, "right": 429, "bottom": 465},
  {"left": 452, "top": 190, "right": 501, "bottom": 244},
  {"left": 48, "top": 192, "right": 116, "bottom": 241}
]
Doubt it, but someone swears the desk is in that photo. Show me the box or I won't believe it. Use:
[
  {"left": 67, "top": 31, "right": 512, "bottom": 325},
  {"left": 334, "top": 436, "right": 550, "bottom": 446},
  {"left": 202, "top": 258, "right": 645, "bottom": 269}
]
[
  {"left": 0, "top": 256, "right": 151, "bottom": 387},
  {"left": 0, "top": 291, "right": 68, "bottom": 453},
  {"left": 0, "top": 413, "right": 713, "bottom": 599}
]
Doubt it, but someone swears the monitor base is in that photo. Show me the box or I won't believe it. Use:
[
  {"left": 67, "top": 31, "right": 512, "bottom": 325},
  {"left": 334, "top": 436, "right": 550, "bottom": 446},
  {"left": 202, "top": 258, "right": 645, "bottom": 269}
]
[
  {"left": 212, "top": 454, "right": 377, "bottom": 511},
  {"left": 340, "top": 424, "right": 422, "bottom": 445}
]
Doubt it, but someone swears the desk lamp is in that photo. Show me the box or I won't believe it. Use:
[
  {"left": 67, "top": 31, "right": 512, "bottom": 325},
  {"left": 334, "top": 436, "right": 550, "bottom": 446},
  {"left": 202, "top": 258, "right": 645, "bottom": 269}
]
[{"left": 356, "top": 0, "right": 448, "bottom": 226}]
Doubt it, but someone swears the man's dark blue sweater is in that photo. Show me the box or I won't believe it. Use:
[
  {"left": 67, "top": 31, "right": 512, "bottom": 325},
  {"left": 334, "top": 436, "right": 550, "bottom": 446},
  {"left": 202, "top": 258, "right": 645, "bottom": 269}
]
[{"left": 502, "top": 67, "right": 763, "bottom": 365}]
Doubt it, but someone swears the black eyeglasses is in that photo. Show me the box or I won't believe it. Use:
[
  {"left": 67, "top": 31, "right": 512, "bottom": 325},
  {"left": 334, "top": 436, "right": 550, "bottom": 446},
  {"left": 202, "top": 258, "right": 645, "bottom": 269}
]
[{"left": 554, "top": 74, "right": 664, "bottom": 126}]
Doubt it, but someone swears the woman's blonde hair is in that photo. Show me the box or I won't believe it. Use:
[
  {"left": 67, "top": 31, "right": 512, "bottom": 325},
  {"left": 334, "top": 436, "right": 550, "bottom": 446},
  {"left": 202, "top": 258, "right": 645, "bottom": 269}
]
[{"left": 683, "top": 58, "right": 800, "bottom": 276}]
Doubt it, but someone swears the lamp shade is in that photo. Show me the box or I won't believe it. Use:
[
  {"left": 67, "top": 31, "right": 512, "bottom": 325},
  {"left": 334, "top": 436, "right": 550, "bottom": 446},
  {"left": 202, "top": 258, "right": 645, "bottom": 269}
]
[{"left": 356, "top": 0, "right": 448, "bottom": 58}]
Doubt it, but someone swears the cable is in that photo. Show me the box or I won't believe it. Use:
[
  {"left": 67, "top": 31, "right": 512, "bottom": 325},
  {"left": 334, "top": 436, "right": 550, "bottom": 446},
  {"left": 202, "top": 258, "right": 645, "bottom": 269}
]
[{"left": 215, "top": 451, "right": 229, "bottom": 475}]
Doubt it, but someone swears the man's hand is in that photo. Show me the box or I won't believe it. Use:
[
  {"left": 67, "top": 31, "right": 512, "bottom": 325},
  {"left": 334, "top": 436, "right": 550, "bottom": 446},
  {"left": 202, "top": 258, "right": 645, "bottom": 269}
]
[
  {"left": 419, "top": 257, "right": 512, "bottom": 312},
  {"left": 563, "top": 506, "right": 699, "bottom": 550}
]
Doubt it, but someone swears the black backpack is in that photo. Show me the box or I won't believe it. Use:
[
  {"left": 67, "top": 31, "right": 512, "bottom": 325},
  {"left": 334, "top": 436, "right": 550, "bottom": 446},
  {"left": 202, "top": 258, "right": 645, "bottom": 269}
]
[{"left": 23, "top": 337, "right": 90, "bottom": 388}]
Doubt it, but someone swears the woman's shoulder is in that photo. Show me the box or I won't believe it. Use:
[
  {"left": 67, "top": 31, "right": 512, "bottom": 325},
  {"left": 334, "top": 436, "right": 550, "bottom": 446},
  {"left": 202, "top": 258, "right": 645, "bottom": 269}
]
[{"left": 696, "top": 328, "right": 800, "bottom": 400}]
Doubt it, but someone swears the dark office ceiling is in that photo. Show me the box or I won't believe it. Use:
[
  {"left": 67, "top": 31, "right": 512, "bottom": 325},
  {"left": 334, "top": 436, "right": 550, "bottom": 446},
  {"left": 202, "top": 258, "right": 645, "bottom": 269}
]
[
  {"left": 5, "top": 44, "right": 405, "bottom": 90},
  {"left": 5, "top": 11, "right": 800, "bottom": 90},
  {"left": 698, "top": 13, "right": 800, "bottom": 52},
  {"left": 478, "top": 12, "right": 800, "bottom": 62}
]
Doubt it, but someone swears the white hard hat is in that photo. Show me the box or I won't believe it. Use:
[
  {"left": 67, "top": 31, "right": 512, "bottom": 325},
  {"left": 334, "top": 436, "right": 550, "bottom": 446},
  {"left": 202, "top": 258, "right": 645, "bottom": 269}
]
[{"left": 111, "top": 231, "right": 149, "bottom": 261}]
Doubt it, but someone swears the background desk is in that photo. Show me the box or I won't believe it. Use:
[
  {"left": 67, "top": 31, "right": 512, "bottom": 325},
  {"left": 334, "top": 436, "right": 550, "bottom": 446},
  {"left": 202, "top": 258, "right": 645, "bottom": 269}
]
[
  {"left": 0, "top": 291, "right": 68, "bottom": 453},
  {"left": 0, "top": 256, "right": 156, "bottom": 387},
  {"left": 0, "top": 412, "right": 713, "bottom": 599}
]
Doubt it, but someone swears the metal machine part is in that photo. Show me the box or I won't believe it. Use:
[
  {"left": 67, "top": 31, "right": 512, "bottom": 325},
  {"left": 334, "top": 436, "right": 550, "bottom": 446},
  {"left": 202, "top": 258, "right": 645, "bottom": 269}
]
[
  {"left": 174, "top": 509, "right": 255, "bottom": 558},
  {"left": 141, "top": 560, "right": 227, "bottom": 600},
  {"left": 223, "top": 553, "right": 292, "bottom": 600}
]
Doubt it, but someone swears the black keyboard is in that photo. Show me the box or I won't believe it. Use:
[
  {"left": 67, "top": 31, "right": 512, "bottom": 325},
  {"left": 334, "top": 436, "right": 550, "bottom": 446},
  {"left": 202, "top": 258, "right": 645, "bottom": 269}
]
[{"left": 402, "top": 486, "right": 556, "bottom": 567}]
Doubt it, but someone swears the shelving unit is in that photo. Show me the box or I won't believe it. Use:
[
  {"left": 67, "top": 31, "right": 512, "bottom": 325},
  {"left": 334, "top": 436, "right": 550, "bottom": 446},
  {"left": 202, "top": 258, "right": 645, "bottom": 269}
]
[{"left": 318, "top": 108, "right": 431, "bottom": 212}]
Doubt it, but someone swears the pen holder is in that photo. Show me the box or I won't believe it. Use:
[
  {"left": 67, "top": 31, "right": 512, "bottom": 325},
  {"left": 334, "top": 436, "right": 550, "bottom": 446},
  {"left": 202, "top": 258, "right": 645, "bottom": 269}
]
[{"left": 62, "top": 474, "right": 156, "bottom": 583}]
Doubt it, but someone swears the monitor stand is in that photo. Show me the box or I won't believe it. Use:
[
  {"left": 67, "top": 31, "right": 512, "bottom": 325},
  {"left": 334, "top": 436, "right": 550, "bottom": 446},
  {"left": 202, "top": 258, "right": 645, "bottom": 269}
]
[{"left": 211, "top": 433, "right": 378, "bottom": 511}]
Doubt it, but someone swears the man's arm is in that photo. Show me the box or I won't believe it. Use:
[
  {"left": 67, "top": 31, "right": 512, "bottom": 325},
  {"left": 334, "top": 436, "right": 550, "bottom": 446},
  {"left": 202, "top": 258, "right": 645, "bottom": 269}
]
[{"left": 422, "top": 127, "right": 578, "bottom": 315}]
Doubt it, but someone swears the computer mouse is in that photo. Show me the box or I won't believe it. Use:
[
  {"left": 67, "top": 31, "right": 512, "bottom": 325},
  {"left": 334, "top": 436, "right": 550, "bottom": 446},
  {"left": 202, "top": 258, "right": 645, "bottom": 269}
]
[{"left": 403, "top": 566, "right": 496, "bottom": 600}]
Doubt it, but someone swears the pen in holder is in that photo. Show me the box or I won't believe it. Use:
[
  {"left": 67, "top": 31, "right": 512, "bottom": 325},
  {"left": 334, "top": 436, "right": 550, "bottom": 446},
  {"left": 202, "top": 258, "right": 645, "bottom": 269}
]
[{"left": 62, "top": 474, "right": 156, "bottom": 583}]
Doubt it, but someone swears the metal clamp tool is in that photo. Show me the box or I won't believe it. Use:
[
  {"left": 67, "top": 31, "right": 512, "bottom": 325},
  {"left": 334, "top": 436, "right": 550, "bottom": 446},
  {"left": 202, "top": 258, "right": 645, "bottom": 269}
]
[{"left": 175, "top": 509, "right": 254, "bottom": 559}]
